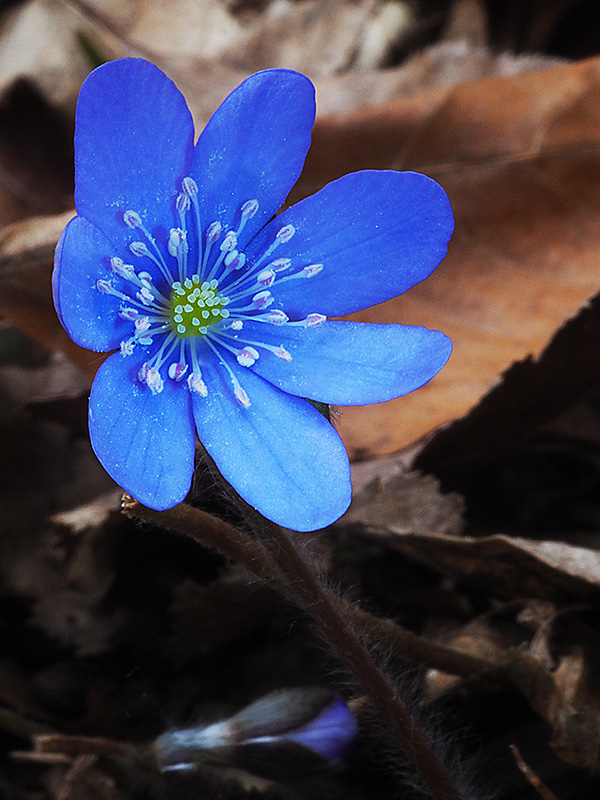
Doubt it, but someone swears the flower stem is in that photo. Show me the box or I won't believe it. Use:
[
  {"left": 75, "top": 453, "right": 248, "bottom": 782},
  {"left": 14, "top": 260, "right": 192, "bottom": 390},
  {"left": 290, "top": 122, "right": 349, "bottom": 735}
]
[
  {"left": 255, "top": 522, "right": 465, "bottom": 800},
  {"left": 121, "top": 497, "right": 492, "bottom": 678},
  {"left": 122, "top": 497, "right": 474, "bottom": 799}
]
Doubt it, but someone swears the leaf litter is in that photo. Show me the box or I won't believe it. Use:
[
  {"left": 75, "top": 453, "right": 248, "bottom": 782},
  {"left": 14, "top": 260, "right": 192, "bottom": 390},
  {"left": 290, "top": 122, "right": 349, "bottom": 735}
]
[{"left": 1, "top": 1, "right": 600, "bottom": 798}]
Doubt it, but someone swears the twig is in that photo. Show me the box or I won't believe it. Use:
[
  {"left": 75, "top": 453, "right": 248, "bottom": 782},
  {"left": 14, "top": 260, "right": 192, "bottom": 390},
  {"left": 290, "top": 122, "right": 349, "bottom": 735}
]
[{"left": 509, "top": 745, "right": 558, "bottom": 800}]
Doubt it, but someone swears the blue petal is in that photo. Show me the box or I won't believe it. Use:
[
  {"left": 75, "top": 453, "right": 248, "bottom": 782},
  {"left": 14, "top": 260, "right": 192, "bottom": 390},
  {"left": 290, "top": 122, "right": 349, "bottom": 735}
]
[
  {"left": 191, "top": 70, "right": 315, "bottom": 251},
  {"left": 75, "top": 58, "right": 194, "bottom": 248},
  {"left": 89, "top": 353, "right": 195, "bottom": 510},
  {"left": 53, "top": 216, "right": 132, "bottom": 351},
  {"left": 191, "top": 355, "right": 351, "bottom": 531},
  {"left": 240, "top": 320, "right": 452, "bottom": 405},
  {"left": 286, "top": 698, "right": 358, "bottom": 762},
  {"left": 245, "top": 170, "right": 454, "bottom": 317}
]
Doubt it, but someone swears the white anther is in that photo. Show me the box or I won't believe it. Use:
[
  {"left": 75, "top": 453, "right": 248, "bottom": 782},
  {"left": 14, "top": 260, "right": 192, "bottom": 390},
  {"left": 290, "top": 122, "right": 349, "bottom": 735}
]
[
  {"left": 168, "top": 228, "right": 186, "bottom": 257},
  {"left": 96, "top": 279, "right": 111, "bottom": 294},
  {"left": 264, "top": 310, "right": 289, "bottom": 325},
  {"left": 237, "top": 346, "right": 260, "bottom": 367},
  {"left": 134, "top": 316, "right": 151, "bottom": 333},
  {"left": 228, "top": 252, "right": 246, "bottom": 271},
  {"left": 251, "top": 290, "right": 274, "bottom": 310},
  {"left": 137, "top": 286, "right": 154, "bottom": 305},
  {"left": 206, "top": 221, "right": 222, "bottom": 244},
  {"left": 120, "top": 339, "right": 134, "bottom": 356},
  {"left": 176, "top": 194, "right": 191, "bottom": 214},
  {"left": 168, "top": 362, "right": 188, "bottom": 382},
  {"left": 129, "top": 242, "right": 149, "bottom": 257},
  {"left": 138, "top": 362, "right": 150, "bottom": 383},
  {"left": 123, "top": 210, "right": 142, "bottom": 228},
  {"left": 188, "top": 372, "right": 208, "bottom": 397},
  {"left": 270, "top": 258, "right": 291, "bottom": 272},
  {"left": 257, "top": 269, "right": 275, "bottom": 287},
  {"left": 276, "top": 224, "right": 295, "bottom": 243},
  {"left": 274, "top": 346, "right": 292, "bottom": 361},
  {"left": 224, "top": 249, "right": 239, "bottom": 267},
  {"left": 241, "top": 199, "right": 259, "bottom": 218},
  {"left": 138, "top": 336, "right": 153, "bottom": 346},
  {"left": 305, "top": 313, "right": 326, "bottom": 326},
  {"left": 182, "top": 177, "right": 198, "bottom": 198},
  {"left": 145, "top": 367, "right": 164, "bottom": 395},
  {"left": 139, "top": 272, "right": 153, "bottom": 283},
  {"left": 110, "top": 257, "right": 135, "bottom": 279},
  {"left": 220, "top": 231, "right": 237, "bottom": 252},
  {"left": 230, "top": 320, "right": 244, "bottom": 330},
  {"left": 119, "top": 307, "right": 138, "bottom": 321},
  {"left": 234, "top": 385, "right": 251, "bottom": 408},
  {"left": 301, "top": 263, "right": 323, "bottom": 278}
]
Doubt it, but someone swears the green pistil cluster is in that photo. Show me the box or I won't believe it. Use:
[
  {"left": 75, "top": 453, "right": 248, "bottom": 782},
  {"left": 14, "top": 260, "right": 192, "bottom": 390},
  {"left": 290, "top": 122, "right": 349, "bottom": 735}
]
[{"left": 169, "top": 276, "right": 230, "bottom": 338}]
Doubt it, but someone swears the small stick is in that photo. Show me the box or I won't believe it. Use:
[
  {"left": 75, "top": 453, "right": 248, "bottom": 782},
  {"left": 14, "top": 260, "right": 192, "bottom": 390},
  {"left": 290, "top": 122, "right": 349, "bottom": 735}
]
[{"left": 509, "top": 745, "right": 558, "bottom": 800}]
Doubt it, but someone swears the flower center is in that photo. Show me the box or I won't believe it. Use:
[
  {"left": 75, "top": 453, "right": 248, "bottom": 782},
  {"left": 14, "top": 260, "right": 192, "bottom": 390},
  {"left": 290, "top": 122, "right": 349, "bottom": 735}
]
[{"left": 168, "top": 277, "right": 230, "bottom": 338}]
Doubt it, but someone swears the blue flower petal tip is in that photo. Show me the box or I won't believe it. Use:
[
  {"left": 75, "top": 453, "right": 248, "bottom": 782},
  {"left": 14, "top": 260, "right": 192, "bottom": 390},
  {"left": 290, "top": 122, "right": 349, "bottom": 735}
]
[{"left": 53, "top": 57, "right": 454, "bottom": 531}]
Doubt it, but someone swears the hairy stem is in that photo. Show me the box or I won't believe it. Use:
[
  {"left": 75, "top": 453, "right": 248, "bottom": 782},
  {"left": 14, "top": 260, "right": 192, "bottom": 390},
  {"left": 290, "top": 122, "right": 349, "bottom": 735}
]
[
  {"left": 122, "top": 497, "right": 493, "bottom": 678},
  {"left": 255, "top": 522, "right": 465, "bottom": 800},
  {"left": 123, "top": 498, "right": 485, "bottom": 799}
]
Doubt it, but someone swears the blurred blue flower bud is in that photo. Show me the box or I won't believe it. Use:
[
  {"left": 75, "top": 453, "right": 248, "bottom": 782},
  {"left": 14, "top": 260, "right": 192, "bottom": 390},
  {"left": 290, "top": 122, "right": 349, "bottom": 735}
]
[{"left": 155, "top": 687, "right": 358, "bottom": 780}]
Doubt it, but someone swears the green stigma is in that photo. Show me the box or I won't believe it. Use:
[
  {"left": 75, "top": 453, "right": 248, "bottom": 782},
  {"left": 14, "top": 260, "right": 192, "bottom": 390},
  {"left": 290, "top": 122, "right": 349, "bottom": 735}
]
[{"left": 168, "top": 276, "right": 230, "bottom": 338}]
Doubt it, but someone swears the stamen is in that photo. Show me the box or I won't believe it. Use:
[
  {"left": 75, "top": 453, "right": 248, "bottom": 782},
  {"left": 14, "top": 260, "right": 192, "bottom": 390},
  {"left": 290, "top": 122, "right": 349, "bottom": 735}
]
[
  {"left": 129, "top": 242, "right": 149, "bottom": 258},
  {"left": 236, "top": 198, "right": 259, "bottom": 237},
  {"left": 257, "top": 269, "right": 275, "bottom": 287},
  {"left": 139, "top": 363, "right": 164, "bottom": 395},
  {"left": 168, "top": 361, "right": 188, "bottom": 381},
  {"left": 187, "top": 371, "right": 208, "bottom": 396},
  {"left": 201, "top": 221, "right": 222, "bottom": 275},
  {"left": 236, "top": 346, "right": 260, "bottom": 367},
  {"left": 260, "top": 309, "right": 289, "bottom": 325},
  {"left": 276, "top": 224, "right": 296, "bottom": 243},
  {"left": 278, "top": 263, "right": 324, "bottom": 283},
  {"left": 124, "top": 209, "right": 176, "bottom": 284},
  {"left": 205, "top": 339, "right": 250, "bottom": 408},
  {"left": 251, "top": 290, "right": 273, "bottom": 310},
  {"left": 123, "top": 210, "right": 142, "bottom": 228},
  {"left": 252, "top": 224, "right": 296, "bottom": 271},
  {"left": 176, "top": 194, "right": 191, "bottom": 214},
  {"left": 119, "top": 307, "right": 139, "bottom": 321},
  {"left": 182, "top": 177, "right": 198, "bottom": 198},
  {"left": 288, "top": 313, "right": 327, "bottom": 327},
  {"left": 270, "top": 258, "right": 292, "bottom": 272}
]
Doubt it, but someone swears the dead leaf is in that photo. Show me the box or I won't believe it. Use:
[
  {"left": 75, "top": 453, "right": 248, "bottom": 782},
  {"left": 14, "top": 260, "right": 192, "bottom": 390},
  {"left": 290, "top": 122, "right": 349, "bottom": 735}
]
[
  {"left": 415, "top": 289, "right": 600, "bottom": 485},
  {"left": 358, "top": 529, "right": 600, "bottom": 603},
  {"left": 295, "top": 56, "right": 600, "bottom": 457},
  {"left": 346, "top": 458, "right": 464, "bottom": 536}
]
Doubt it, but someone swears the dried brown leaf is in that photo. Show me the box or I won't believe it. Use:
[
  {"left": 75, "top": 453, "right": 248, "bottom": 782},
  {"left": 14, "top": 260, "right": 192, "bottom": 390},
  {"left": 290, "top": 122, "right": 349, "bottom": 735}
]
[
  {"left": 296, "top": 57, "right": 600, "bottom": 457},
  {"left": 359, "top": 530, "right": 600, "bottom": 603}
]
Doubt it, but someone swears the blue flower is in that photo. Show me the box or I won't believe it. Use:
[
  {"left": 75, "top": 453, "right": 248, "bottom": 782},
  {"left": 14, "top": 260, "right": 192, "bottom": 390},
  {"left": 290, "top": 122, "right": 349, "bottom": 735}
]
[{"left": 53, "top": 58, "right": 453, "bottom": 532}]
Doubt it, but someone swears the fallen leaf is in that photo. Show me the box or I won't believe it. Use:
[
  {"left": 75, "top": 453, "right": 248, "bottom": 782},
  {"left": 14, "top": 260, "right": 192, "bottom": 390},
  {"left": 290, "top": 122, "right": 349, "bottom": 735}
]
[
  {"left": 295, "top": 56, "right": 600, "bottom": 457},
  {"left": 357, "top": 529, "right": 600, "bottom": 603}
]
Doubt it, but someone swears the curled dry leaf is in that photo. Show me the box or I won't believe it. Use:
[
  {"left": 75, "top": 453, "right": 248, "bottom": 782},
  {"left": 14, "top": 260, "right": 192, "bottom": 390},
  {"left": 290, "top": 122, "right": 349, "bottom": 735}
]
[
  {"left": 346, "top": 458, "right": 464, "bottom": 537},
  {"left": 359, "top": 530, "right": 600, "bottom": 604},
  {"left": 296, "top": 56, "right": 600, "bottom": 457}
]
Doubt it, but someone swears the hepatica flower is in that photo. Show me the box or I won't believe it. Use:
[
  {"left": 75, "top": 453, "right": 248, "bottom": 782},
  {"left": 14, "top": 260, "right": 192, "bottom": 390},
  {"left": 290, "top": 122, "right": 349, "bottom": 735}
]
[{"left": 53, "top": 58, "right": 453, "bottom": 532}]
